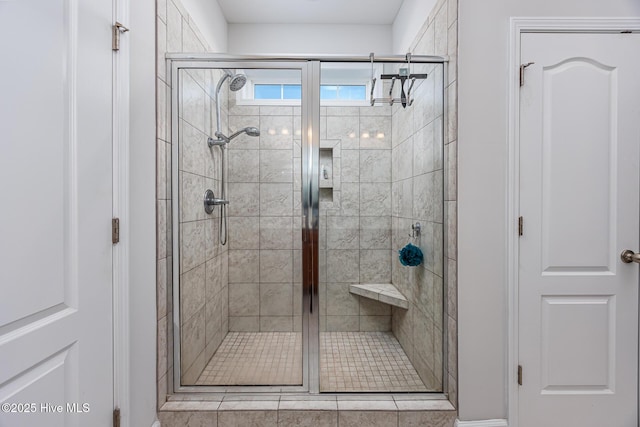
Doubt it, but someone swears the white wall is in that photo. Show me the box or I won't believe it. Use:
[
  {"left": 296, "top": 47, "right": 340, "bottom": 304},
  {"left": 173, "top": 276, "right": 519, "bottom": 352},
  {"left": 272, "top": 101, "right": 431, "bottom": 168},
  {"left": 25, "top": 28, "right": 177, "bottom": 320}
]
[
  {"left": 457, "top": 0, "right": 640, "bottom": 422},
  {"left": 228, "top": 23, "right": 392, "bottom": 55},
  {"left": 391, "top": 0, "right": 438, "bottom": 53},
  {"left": 179, "top": 0, "right": 228, "bottom": 52},
  {"left": 129, "top": 0, "right": 157, "bottom": 426}
]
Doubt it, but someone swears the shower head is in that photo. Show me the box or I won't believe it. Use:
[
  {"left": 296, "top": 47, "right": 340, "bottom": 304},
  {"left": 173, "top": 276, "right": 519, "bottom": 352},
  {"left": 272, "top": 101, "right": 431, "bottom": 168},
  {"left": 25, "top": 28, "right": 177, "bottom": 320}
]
[
  {"left": 228, "top": 73, "right": 247, "bottom": 91},
  {"left": 223, "top": 69, "right": 247, "bottom": 91},
  {"left": 226, "top": 126, "right": 261, "bottom": 142},
  {"left": 244, "top": 126, "right": 260, "bottom": 137},
  {"left": 216, "top": 69, "right": 247, "bottom": 97}
]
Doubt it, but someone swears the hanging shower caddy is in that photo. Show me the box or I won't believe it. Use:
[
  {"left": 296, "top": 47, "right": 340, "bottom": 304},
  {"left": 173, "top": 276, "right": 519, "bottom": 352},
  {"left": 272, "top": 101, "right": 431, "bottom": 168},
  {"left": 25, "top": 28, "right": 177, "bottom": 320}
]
[{"left": 369, "top": 52, "right": 428, "bottom": 108}]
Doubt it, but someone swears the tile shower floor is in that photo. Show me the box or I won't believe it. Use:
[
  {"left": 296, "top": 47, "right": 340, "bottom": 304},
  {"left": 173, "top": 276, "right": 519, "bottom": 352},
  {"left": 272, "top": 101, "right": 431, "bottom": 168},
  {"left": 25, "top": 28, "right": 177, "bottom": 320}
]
[
  {"left": 196, "top": 332, "right": 303, "bottom": 385},
  {"left": 196, "top": 331, "right": 426, "bottom": 392},
  {"left": 320, "top": 332, "right": 427, "bottom": 392}
]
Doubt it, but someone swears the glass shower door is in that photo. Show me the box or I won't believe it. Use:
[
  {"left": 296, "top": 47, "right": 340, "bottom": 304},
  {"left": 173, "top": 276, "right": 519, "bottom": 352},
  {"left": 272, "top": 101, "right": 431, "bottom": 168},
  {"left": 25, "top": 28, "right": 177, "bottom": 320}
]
[
  {"left": 171, "top": 56, "right": 446, "bottom": 394},
  {"left": 173, "top": 62, "right": 310, "bottom": 390},
  {"left": 317, "top": 60, "right": 445, "bottom": 393}
]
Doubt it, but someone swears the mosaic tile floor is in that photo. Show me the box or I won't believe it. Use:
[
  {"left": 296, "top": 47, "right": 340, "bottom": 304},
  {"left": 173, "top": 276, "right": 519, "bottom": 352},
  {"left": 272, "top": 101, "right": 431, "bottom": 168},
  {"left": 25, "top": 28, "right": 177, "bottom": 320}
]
[
  {"left": 196, "top": 332, "right": 303, "bottom": 385},
  {"left": 195, "top": 331, "right": 426, "bottom": 392},
  {"left": 320, "top": 332, "right": 427, "bottom": 392}
]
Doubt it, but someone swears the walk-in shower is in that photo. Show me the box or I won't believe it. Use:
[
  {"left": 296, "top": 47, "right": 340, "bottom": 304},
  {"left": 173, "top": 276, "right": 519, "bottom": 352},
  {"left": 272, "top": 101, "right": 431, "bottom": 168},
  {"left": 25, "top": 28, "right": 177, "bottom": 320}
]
[{"left": 170, "top": 55, "right": 447, "bottom": 394}]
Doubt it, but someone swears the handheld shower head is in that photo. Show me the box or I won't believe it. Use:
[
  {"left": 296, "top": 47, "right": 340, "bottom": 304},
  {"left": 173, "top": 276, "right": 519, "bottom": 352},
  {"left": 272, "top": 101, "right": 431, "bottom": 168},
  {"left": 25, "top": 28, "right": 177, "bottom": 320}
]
[
  {"left": 244, "top": 126, "right": 260, "bottom": 137},
  {"left": 226, "top": 126, "right": 261, "bottom": 142}
]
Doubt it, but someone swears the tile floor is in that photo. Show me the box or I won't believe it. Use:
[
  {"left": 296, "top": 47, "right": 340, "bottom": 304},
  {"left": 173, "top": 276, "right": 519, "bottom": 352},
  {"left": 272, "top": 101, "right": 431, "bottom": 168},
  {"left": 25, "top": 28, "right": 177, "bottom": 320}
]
[
  {"left": 195, "top": 331, "right": 426, "bottom": 392},
  {"left": 320, "top": 332, "right": 427, "bottom": 392},
  {"left": 196, "top": 332, "right": 303, "bottom": 385}
]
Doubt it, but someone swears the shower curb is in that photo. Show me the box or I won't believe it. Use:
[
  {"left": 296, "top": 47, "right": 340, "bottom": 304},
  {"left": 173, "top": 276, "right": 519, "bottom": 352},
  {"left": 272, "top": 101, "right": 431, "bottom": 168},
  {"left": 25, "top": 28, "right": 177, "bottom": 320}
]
[{"left": 158, "top": 396, "right": 456, "bottom": 426}]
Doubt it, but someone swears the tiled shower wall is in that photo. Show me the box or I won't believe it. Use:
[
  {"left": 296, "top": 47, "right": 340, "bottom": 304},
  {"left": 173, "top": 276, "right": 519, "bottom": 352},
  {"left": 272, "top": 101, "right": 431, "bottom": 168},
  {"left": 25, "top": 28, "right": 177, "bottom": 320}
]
[
  {"left": 157, "top": 0, "right": 223, "bottom": 402},
  {"left": 390, "top": 61, "right": 444, "bottom": 391},
  {"left": 177, "top": 68, "right": 230, "bottom": 385},
  {"left": 225, "top": 103, "right": 302, "bottom": 332},
  {"left": 224, "top": 102, "right": 394, "bottom": 333},
  {"left": 318, "top": 106, "right": 395, "bottom": 332},
  {"left": 390, "top": 0, "right": 458, "bottom": 403}
]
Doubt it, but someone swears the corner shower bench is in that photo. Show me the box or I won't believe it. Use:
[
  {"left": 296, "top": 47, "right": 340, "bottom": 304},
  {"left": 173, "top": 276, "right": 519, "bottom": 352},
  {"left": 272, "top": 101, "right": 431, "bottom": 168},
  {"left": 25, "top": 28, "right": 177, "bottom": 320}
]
[{"left": 349, "top": 283, "right": 409, "bottom": 309}]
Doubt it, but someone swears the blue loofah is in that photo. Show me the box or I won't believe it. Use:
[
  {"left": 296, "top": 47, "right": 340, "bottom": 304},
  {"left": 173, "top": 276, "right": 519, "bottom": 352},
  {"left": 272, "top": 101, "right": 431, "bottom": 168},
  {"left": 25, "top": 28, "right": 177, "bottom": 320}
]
[{"left": 398, "top": 243, "right": 424, "bottom": 267}]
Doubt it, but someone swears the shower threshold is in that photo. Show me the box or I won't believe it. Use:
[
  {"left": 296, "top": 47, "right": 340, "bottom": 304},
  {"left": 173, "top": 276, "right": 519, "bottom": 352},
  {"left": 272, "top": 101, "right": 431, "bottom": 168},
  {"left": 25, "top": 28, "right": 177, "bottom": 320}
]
[{"left": 160, "top": 392, "right": 456, "bottom": 426}]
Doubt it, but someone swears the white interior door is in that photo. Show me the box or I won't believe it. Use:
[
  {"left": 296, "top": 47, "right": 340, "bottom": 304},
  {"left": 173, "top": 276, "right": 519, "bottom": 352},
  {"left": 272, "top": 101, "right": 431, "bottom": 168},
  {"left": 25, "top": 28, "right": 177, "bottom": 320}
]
[
  {"left": 0, "top": 0, "right": 114, "bottom": 426},
  {"left": 518, "top": 33, "right": 640, "bottom": 427}
]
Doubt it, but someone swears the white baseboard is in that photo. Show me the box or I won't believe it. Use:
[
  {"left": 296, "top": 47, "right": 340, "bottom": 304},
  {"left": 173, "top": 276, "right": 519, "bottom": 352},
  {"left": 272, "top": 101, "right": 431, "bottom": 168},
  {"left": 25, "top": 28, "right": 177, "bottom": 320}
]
[
  {"left": 151, "top": 420, "right": 161, "bottom": 427},
  {"left": 455, "top": 420, "right": 508, "bottom": 427}
]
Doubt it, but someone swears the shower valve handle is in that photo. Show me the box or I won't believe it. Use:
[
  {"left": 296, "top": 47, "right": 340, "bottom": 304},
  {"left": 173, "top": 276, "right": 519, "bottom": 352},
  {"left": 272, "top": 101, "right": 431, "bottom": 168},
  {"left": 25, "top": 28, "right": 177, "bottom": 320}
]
[{"left": 204, "top": 189, "right": 228, "bottom": 214}]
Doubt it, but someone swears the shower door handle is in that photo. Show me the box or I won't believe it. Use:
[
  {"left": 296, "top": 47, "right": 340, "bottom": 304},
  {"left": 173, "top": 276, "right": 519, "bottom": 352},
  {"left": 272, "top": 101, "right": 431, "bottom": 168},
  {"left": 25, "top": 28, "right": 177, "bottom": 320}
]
[{"left": 302, "top": 215, "right": 308, "bottom": 243}]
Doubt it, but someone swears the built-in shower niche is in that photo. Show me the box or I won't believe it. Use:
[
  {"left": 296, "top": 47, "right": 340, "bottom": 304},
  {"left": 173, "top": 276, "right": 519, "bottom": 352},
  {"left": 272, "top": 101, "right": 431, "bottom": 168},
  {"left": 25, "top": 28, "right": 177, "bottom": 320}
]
[
  {"left": 318, "top": 140, "right": 340, "bottom": 207},
  {"left": 319, "top": 147, "right": 334, "bottom": 204},
  {"left": 320, "top": 148, "right": 333, "bottom": 188}
]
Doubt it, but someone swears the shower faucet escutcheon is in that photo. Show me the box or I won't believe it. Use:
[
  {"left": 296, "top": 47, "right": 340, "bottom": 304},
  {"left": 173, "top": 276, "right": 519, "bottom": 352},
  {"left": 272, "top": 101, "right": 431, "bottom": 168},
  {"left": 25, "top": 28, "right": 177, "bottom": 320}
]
[{"left": 204, "top": 189, "right": 228, "bottom": 214}]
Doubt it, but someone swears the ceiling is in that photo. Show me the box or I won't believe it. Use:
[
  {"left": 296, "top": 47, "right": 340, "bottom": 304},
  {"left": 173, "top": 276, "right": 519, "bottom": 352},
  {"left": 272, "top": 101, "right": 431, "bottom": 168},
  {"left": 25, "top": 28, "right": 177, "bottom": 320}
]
[{"left": 216, "top": 0, "right": 406, "bottom": 25}]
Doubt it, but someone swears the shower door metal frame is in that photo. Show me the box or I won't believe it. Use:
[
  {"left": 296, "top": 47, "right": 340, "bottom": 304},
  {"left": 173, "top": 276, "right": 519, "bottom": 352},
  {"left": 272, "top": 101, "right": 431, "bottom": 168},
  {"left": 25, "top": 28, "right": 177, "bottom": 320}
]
[
  {"left": 168, "top": 54, "right": 448, "bottom": 396},
  {"left": 170, "top": 58, "right": 318, "bottom": 393}
]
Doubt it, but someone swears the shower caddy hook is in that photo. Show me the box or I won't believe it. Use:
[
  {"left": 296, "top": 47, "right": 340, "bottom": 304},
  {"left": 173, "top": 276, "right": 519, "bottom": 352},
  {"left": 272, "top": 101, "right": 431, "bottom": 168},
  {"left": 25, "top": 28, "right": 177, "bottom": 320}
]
[
  {"left": 369, "top": 52, "right": 428, "bottom": 108},
  {"left": 410, "top": 222, "right": 421, "bottom": 239}
]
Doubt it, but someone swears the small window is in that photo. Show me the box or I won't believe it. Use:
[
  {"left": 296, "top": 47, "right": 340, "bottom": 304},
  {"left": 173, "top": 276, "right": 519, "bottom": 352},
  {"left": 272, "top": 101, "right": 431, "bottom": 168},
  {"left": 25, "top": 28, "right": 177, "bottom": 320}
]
[
  {"left": 338, "top": 85, "right": 366, "bottom": 100},
  {"left": 253, "top": 84, "right": 366, "bottom": 101},
  {"left": 254, "top": 84, "right": 283, "bottom": 100},
  {"left": 320, "top": 85, "right": 337, "bottom": 100},
  {"left": 283, "top": 85, "right": 301, "bottom": 99}
]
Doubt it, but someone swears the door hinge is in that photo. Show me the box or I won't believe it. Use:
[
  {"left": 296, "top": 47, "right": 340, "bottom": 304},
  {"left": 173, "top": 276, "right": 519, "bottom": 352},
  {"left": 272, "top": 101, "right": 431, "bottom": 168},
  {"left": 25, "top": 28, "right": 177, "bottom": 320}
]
[
  {"left": 518, "top": 216, "right": 523, "bottom": 236},
  {"left": 112, "top": 22, "right": 129, "bottom": 51},
  {"left": 113, "top": 408, "right": 121, "bottom": 427},
  {"left": 112, "top": 218, "right": 120, "bottom": 244},
  {"left": 519, "top": 62, "right": 534, "bottom": 87},
  {"left": 517, "top": 365, "right": 523, "bottom": 386}
]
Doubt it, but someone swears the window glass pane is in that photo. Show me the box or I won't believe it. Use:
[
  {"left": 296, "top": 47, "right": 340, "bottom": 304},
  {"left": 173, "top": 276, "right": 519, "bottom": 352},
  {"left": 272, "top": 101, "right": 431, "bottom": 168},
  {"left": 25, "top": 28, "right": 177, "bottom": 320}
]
[
  {"left": 254, "top": 83, "right": 366, "bottom": 101},
  {"left": 283, "top": 84, "right": 301, "bottom": 99},
  {"left": 338, "top": 85, "right": 366, "bottom": 100},
  {"left": 320, "top": 85, "right": 338, "bottom": 100},
  {"left": 255, "top": 84, "right": 282, "bottom": 99}
]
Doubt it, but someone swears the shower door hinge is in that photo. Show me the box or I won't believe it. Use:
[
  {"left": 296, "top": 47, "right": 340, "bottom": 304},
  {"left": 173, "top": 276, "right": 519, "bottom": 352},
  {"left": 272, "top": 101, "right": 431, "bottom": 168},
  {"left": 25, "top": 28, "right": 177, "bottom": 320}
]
[
  {"left": 519, "top": 62, "right": 534, "bottom": 87},
  {"left": 112, "top": 218, "right": 120, "bottom": 244},
  {"left": 518, "top": 216, "right": 523, "bottom": 236},
  {"left": 113, "top": 408, "right": 121, "bottom": 427},
  {"left": 518, "top": 365, "right": 523, "bottom": 385},
  {"left": 112, "top": 22, "right": 129, "bottom": 51}
]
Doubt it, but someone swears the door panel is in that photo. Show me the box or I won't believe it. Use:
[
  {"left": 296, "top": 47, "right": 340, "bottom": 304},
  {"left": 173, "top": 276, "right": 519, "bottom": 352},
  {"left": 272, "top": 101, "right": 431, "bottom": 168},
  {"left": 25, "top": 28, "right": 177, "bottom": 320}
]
[
  {"left": 540, "top": 58, "right": 616, "bottom": 273},
  {"left": 0, "top": 0, "right": 70, "bottom": 325},
  {"left": 173, "top": 63, "right": 309, "bottom": 390},
  {"left": 0, "top": 0, "right": 114, "bottom": 425},
  {"left": 540, "top": 295, "right": 614, "bottom": 393},
  {"left": 519, "top": 33, "right": 640, "bottom": 427},
  {"left": 317, "top": 61, "right": 446, "bottom": 393}
]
